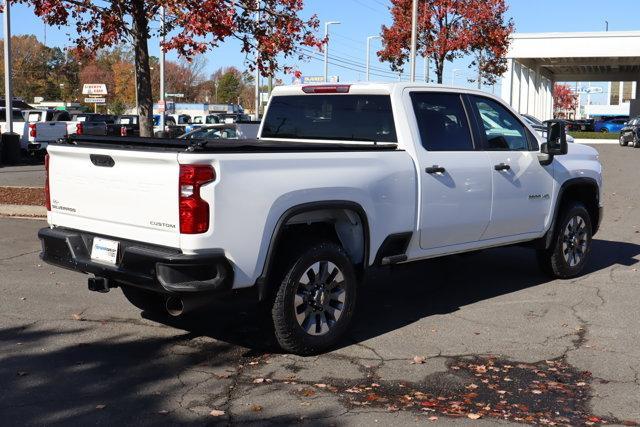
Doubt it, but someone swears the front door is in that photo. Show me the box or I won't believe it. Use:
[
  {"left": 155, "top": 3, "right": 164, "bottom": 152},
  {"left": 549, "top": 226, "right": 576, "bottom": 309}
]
[
  {"left": 409, "top": 91, "right": 493, "bottom": 250},
  {"left": 468, "top": 95, "right": 554, "bottom": 240}
]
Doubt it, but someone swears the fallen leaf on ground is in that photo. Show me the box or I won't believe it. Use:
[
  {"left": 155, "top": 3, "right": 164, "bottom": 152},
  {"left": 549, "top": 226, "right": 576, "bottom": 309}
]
[
  {"left": 466, "top": 384, "right": 478, "bottom": 389},
  {"left": 253, "top": 378, "right": 265, "bottom": 384},
  {"left": 467, "top": 413, "right": 482, "bottom": 420},
  {"left": 72, "top": 313, "right": 84, "bottom": 321},
  {"left": 250, "top": 404, "right": 263, "bottom": 412},
  {"left": 16, "top": 371, "right": 28, "bottom": 377},
  {"left": 428, "top": 416, "right": 439, "bottom": 421},
  {"left": 314, "top": 383, "right": 327, "bottom": 388},
  {"left": 531, "top": 390, "right": 543, "bottom": 394},
  {"left": 301, "top": 389, "right": 316, "bottom": 397},
  {"left": 412, "top": 356, "right": 426, "bottom": 364},
  {"left": 209, "top": 409, "right": 225, "bottom": 417},
  {"left": 95, "top": 404, "right": 106, "bottom": 410},
  {"left": 158, "top": 410, "right": 169, "bottom": 415}
]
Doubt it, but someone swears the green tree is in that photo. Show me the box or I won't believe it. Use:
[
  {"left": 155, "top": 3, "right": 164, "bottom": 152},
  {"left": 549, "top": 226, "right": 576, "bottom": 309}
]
[{"left": 214, "top": 68, "right": 242, "bottom": 104}]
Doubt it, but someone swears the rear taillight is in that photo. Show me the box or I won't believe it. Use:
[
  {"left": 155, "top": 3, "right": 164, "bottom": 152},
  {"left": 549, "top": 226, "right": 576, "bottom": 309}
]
[
  {"left": 44, "top": 154, "right": 51, "bottom": 211},
  {"left": 29, "top": 123, "right": 37, "bottom": 138},
  {"left": 179, "top": 164, "right": 215, "bottom": 234},
  {"left": 120, "top": 126, "right": 127, "bottom": 136},
  {"left": 76, "top": 122, "right": 83, "bottom": 135}
]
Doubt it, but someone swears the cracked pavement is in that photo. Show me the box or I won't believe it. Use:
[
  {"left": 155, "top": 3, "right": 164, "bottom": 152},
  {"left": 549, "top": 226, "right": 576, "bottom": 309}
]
[{"left": 1, "top": 145, "right": 639, "bottom": 425}]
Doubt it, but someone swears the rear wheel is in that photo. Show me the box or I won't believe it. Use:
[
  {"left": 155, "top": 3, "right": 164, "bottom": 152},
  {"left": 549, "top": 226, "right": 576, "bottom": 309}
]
[
  {"left": 272, "top": 242, "right": 357, "bottom": 355},
  {"left": 121, "top": 285, "right": 165, "bottom": 314},
  {"left": 537, "top": 202, "right": 593, "bottom": 279}
]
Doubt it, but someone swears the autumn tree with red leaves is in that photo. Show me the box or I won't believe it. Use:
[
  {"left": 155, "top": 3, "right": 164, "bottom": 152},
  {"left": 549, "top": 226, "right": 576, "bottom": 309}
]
[
  {"left": 12, "top": 0, "right": 322, "bottom": 136},
  {"left": 553, "top": 83, "right": 578, "bottom": 117},
  {"left": 378, "top": 0, "right": 513, "bottom": 85}
]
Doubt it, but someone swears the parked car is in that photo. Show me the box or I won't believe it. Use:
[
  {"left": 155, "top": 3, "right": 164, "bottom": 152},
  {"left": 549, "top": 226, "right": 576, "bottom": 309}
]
[
  {"left": 39, "top": 83, "right": 603, "bottom": 355},
  {"left": 595, "top": 118, "right": 628, "bottom": 133},
  {"left": 71, "top": 113, "right": 116, "bottom": 136},
  {"left": 15, "top": 109, "right": 68, "bottom": 155},
  {"left": 523, "top": 115, "right": 575, "bottom": 143},
  {"left": 179, "top": 123, "right": 260, "bottom": 140},
  {"left": 619, "top": 116, "right": 640, "bottom": 148},
  {"left": 572, "top": 119, "right": 595, "bottom": 132},
  {"left": 153, "top": 115, "right": 183, "bottom": 138}
]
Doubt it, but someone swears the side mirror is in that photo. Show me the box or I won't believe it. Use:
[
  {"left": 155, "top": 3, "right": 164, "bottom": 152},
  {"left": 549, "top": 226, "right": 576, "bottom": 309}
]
[{"left": 545, "top": 120, "right": 568, "bottom": 155}]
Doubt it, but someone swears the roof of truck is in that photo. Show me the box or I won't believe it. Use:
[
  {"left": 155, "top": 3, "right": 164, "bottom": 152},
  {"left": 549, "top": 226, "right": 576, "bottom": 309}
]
[{"left": 271, "top": 82, "right": 497, "bottom": 98}]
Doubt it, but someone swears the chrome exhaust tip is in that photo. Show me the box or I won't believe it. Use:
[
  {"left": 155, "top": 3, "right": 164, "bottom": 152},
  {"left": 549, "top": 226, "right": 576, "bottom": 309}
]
[{"left": 165, "top": 296, "right": 184, "bottom": 317}]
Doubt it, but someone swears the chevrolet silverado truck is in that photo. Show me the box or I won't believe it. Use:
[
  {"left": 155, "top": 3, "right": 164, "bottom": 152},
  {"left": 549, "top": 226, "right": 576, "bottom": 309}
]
[{"left": 39, "top": 83, "right": 603, "bottom": 355}]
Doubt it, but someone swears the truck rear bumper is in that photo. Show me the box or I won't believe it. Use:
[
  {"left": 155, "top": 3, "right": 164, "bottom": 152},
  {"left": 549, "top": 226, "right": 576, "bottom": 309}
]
[{"left": 38, "top": 227, "right": 233, "bottom": 294}]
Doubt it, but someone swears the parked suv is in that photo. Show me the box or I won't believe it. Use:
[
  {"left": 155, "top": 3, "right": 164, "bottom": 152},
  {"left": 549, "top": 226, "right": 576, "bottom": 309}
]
[{"left": 619, "top": 117, "right": 640, "bottom": 147}]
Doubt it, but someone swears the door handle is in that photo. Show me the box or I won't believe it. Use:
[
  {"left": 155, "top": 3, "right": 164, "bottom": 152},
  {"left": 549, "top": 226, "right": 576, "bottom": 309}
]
[
  {"left": 425, "top": 165, "right": 446, "bottom": 174},
  {"left": 494, "top": 163, "right": 511, "bottom": 171}
]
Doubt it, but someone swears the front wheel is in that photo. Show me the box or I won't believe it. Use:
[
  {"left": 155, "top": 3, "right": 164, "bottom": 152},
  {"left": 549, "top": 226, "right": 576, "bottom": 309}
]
[
  {"left": 272, "top": 242, "right": 357, "bottom": 355},
  {"left": 619, "top": 135, "right": 628, "bottom": 146},
  {"left": 633, "top": 134, "right": 640, "bottom": 148},
  {"left": 537, "top": 202, "right": 593, "bottom": 279}
]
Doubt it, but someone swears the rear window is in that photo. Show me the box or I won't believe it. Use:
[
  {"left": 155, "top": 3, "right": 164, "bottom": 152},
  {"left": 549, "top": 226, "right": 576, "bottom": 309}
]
[
  {"left": 0, "top": 110, "right": 25, "bottom": 122},
  {"left": 261, "top": 95, "right": 397, "bottom": 142}
]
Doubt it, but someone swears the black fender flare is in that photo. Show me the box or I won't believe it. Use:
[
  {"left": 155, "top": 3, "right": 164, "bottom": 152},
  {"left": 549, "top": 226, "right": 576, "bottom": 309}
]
[
  {"left": 255, "top": 200, "right": 370, "bottom": 300},
  {"left": 543, "top": 177, "right": 600, "bottom": 249}
]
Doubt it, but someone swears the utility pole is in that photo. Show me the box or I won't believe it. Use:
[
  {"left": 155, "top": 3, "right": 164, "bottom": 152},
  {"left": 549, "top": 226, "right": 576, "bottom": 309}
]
[
  {"left": 451, "top": 69, "right": 461, "bottom": 86},
  {"left": 366, "top": 35, "right": 381, "bottom": 82},
  {"left": 323, "top": 21, "right": 340, "bottom": 82},
  {"left": 3, "top": 0, "right": 14, "bottom": 133},
  {"left": 424, "top": 56, "right": 429, "bottom": 83},
  {"left": 409, "top": 0, "right": 418, "bottom": 82},
  {"left": 254, "top": 5, "right": 260, "bottom": 119},
  {"left": 605, "top": 21, "right": 609, "bottom": 32},
  {"left": 159, "top": 6, "right": 165, "bottom": 134},
  {"left": 477, "top": 53, "right": 483, "bottom": 90}
]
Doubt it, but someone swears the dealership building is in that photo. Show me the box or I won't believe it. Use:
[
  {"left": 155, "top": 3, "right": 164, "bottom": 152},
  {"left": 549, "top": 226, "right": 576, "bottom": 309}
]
[{"left": 500, "top": 31, "right": 640, "bottom": 120}]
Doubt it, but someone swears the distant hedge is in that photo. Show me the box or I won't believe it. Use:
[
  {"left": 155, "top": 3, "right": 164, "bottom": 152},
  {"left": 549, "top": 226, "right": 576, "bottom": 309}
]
[{"left": 568, "top": 131, "right": 619, "bottom": 140}]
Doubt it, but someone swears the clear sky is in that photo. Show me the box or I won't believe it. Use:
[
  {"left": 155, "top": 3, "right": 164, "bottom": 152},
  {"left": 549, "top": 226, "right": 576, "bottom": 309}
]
[{"left": 1, "top": 0, "right": 639, "bottom": 103}]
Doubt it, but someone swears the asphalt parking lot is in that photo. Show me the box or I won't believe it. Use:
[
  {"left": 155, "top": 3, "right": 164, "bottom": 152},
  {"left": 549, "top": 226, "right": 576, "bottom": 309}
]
[{"left": 1, "top": 144, "right": 639, "bottom": 426}]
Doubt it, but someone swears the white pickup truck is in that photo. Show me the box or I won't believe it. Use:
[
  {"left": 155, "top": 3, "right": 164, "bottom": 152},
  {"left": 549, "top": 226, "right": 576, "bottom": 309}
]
[
  {"left": 21, "top": 109, "right": 69, "bottom": 155},
  {"left": 39, "top": 83, "right": 603, "bottom": 354}
]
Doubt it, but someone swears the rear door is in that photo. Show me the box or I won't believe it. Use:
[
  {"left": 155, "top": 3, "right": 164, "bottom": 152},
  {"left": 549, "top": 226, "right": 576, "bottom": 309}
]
[
  {"left": 468, "top": 95, "right": 554, "bottom": 240},
  {"left": 408, "top": 91, "right": 493, "bottom": 250},
  {"left": 47, "top": 145, "right": 181, "bottom": 247}
]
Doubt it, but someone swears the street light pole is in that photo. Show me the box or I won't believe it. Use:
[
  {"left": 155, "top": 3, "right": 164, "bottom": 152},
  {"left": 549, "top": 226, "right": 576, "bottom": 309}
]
[
  {"left": 409, "top": 0, "right": 418, "bottom": 82},
  {"left": 3, "top": 0, "right": 14, "bottom": 133},
  {"left": 159, "top": 6, "right": 165, "bottom": 133},
  {"left": 451, "top": 68, "right": 461, "bottom": 86},
  {"left": 323, "top": 21, "right": 340, "bottom": 82},
  {"left": 366, "top": 35, "right": 381, "bottom": 82}
]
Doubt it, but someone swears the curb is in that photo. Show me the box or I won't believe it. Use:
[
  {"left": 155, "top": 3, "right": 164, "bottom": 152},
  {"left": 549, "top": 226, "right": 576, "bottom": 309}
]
[{"left": 0, "top": 204, "right": 47, "bottom": 219}]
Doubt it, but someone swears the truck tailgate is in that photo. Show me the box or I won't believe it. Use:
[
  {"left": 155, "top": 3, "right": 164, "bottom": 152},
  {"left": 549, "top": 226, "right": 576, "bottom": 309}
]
[
  {"left": 35, "top": 122, "right": 68, "bottom": 141},
  {"left": 47, "top": 144, "right": 181, "bottom": 248}
]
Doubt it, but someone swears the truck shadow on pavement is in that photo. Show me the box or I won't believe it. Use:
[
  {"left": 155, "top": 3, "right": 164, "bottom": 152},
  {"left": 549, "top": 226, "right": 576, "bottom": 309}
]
[
  {"left": 0, "top": 324, "right": 341, "bottom": 425},
  {"left": 148, "top": 238, "right": 640, "bottom": 353}
]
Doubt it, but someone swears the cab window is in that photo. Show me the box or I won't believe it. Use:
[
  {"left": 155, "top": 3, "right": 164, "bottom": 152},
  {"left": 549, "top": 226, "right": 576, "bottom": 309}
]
[
  {"left": 471, "top": 96, "right": 529, "bottom": 151},
  {"left": 410, "top": 92, "right": 474, "bottom": 151}
]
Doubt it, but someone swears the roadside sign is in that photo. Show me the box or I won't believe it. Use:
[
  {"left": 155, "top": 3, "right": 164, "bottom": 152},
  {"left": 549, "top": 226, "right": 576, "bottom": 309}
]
[
  {"left": 293, "top": 75, "right": 340, "bottom": 84},
  {"left": 84, "top": 97, "right": 106, "bottom": 104},
  {"left": 82, "top": 84, "right": 108, "bottom": 96},
  {"left": 166, "top": 93, "right": 184, "bottom": 98}
]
